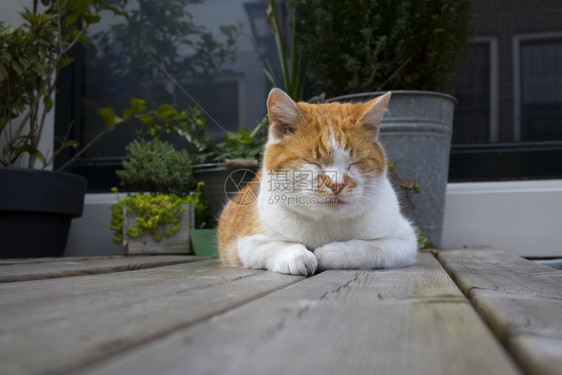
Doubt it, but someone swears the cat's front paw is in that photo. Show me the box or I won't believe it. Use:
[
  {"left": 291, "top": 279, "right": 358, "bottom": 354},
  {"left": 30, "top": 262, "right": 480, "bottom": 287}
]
[
  {"left": 314, "top": 242, "right": 349, "bottom": 271},
  {"left": 271, "top": 244, "right": 317, "bottom": 276}
]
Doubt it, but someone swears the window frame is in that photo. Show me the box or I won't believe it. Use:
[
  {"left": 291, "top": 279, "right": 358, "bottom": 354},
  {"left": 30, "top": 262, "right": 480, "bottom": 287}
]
[
  {"left": 450, "top": 37, "right": 498, "bottom": 145},
  {"left": 513, "top": 31, "right": 562, "bottom": 142}
]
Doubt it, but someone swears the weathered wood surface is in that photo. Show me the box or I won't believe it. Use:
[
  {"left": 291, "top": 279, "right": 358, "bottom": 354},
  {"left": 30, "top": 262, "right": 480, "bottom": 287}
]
[
  {"left": 81, "top": 253, "right": 521, "bottom": 375},
  {"left": 0, "top": 258, "right": 304, "bottom": 375},
  {"left": 5, "top": 250, "right": 554, "bottom": 375},
  {"left": 0, "top": 255, "right": 202, "bottom": 283},
  {"left": 438, "top": 248, "right": 562, "bottom": 375}
]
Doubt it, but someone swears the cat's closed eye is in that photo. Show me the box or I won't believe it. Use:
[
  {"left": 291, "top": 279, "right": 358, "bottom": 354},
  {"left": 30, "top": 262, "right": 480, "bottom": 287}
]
[
  {"left": 303, "top": 159, "right": 322, "bottom": 168},
  {"left": 347, "top": 161, "right": 360, "bottom": 171}
]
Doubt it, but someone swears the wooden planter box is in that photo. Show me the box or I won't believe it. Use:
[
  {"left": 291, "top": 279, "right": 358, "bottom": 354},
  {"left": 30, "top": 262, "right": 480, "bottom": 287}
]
[{"left": 122, "top": 204, "right": 195, "bottom": 255}]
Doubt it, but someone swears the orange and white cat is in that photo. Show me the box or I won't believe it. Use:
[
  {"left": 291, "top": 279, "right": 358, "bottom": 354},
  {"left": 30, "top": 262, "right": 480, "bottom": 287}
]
[{"left": 218, "top": 88, "right": 417, "bottom": 276}]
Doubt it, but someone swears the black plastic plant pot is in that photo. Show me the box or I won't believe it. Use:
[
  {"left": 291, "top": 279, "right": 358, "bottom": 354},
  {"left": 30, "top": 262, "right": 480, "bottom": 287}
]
[{"left": 0, "top": 167, "right": 88, "bottom": 258}]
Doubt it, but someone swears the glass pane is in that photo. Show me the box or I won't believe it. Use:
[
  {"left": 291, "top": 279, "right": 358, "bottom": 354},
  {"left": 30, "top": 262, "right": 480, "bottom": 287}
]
[
  {"left": 520, "top": 38, "right": 562, "bottom": 141},
  {"left": 79, "top": 0, "right": 277, "bottom": 161},
  {"left": 451, "top": 42, "right": 491, "bottom": 144}
]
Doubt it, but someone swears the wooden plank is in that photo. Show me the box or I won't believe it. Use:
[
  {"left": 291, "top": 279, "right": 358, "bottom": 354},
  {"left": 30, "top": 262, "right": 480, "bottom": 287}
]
[
  {"left": 471, "top": 291, "right": 562, "bottom": 342},
  {"left": 0, "top": 255, "right": 203, "bottom": 283},
  {"left": 437, "top": 247, "right": 562, "bottom": 298},
  {"left": 438, "top": 248, "right": 562, "bottom": 375},
  {"left": 0, "top": 259, "right": 304, "bottom": 375},
  {"left": 0, "top": 256, "right": 123, "bottom": 265},
  {"left": 81, "top": 253, "right": 521, "bottom": 375},
  {"left": 510, "top": 335, "right": 562, "bottom": 375}
]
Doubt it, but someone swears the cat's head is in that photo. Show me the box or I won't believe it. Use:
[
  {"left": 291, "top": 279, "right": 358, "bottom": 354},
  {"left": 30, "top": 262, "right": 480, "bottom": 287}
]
[{"left": 262, "top": 88, "right": 390, "bottom": 219}]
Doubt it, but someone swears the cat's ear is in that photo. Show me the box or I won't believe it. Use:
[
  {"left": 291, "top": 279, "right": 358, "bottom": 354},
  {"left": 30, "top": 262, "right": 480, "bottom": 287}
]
[
  {"left": 359, "top": 92, "right": 391, "bottom": 140},
  {"left": 267, "top": 88, "right": 301, "bottom": 142}
]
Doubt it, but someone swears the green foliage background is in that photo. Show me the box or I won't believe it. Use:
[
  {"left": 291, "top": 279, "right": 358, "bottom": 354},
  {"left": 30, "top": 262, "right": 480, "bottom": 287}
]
[{"left": 291, "top": 0, "right": 473, "bottom": 97}]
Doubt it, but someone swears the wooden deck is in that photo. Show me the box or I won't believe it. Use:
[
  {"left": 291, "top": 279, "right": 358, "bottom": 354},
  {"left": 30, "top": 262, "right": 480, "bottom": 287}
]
[{"left": 1, "top": 248, "right": 561, "bottom": 375}]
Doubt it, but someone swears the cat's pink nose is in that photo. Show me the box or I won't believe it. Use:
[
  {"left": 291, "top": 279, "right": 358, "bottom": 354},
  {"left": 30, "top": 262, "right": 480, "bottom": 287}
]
[{"left": 329, "top": 182, "right": 345, "bottom": 195}]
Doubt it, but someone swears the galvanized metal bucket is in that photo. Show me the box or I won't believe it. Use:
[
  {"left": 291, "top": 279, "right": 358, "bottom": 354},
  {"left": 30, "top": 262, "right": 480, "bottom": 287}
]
[{"left": 327, "top": 91, "right": 456, "bottom": 248}]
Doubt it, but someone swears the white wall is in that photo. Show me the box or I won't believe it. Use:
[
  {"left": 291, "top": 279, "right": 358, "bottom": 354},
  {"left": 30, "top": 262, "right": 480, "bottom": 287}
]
[
  {"left": 65, "top": 194, "right": 122, "bottom": 256},
  {"left": 67, "top": 180, "right": 562, "bottom": 258},
  {"left": 0, "top": 0, "right": 28, "bottom": 24}
]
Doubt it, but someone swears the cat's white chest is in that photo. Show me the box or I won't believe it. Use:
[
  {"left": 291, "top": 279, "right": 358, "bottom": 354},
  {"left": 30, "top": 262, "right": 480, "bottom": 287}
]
[
  {"left": 285, "top": 215, "right": 373, "bottom": 249},
  {"left": 258, "top": 197, "right": 387, "bottom": 249}
]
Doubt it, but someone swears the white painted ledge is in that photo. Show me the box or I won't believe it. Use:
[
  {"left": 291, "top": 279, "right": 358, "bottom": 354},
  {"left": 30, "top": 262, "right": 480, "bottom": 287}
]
[
  {"left": 65, "top": 193, "right": 123, "bottom": 257},
  {"left": 442, "top": 179, "right": 562, "bottom": 257},
  {"left": 66, "top": 180, "right": 562, "bottom": 258}
]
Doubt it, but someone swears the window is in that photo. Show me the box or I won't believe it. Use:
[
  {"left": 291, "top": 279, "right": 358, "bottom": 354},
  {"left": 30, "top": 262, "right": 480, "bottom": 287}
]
[
  {"left": 518, "top": 37, "right": 562, "bottom": 141},
  {"left": 55, "top": 4, "right": 562, "bottom": 186},
  {"left": 55, "top": 0, "right": 280, "bottom": 190},
  {"left": 451, "top": 39, "right": 497, "bottom": 144},
  {"left": 449, "top": 34, "right": 562, "bottom": 181}
]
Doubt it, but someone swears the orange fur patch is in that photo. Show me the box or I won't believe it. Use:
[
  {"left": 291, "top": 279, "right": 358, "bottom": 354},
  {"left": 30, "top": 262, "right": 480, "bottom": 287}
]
[
  {"left": 217, "top": 172, "right": 263, "bottom": 266},
  {"left": 264, "top": 101, "right": 386, "bottom": 175}
]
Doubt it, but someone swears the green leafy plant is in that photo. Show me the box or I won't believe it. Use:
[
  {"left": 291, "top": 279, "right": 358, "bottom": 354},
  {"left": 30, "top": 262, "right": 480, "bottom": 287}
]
[
  {"left": 99, "top": 98, "right": 216, "bottom": 165},
  {"left": 99, "top": 98, "right": 269, "bottom": 165},
  {"left": 116, "top": 138, "right": 195, "bottom": 196},
  {"left": 215, "top": 115, "right": 268, "bottom": 162},
  {"left": 0, "top": 0, "right": 127, "bottom": 169},
  {"left": 110, "top": 182, "right": 207, "bottom": 243},
  {"left": 291, "top": 0, "right": 472, "bottom": 97},
  {"left": 387, "top": 161, "right": 433, "bottom": 249},
  {"left": 264, "top": 0, "right": 304, "bottom": 101}
]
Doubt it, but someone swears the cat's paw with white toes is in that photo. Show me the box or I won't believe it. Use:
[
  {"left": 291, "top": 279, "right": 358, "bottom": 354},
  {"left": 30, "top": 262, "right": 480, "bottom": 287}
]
[
  {"left": 271, "top": 244, "right": 317, "bottom": 276},
  {"left": 314, "top": 242, "right": 349, "bottom": 271}
]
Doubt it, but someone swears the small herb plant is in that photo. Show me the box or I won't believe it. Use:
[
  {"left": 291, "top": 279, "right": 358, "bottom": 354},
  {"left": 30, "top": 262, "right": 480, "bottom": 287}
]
[
  {"left": 110, "top": 183, "right": 207, "bottom": 244},
  {"left": 116, "top": 138, "right": 194, "bottom": 196}
]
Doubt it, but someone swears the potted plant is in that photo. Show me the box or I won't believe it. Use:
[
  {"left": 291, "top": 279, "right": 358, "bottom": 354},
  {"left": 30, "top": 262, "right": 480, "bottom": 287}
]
[
  {"left": 110, "top": 137, "right": 207, "bottom": 255},
  {"left": 0, "top": 0, "right": 126, "bottom": 258},
  {"left": 291, "top": 0, "right": 473, "bottom": 247},
  {"left": 99, "top": 97, "right": 239, "bottom": 229},
  {"left": 99, "top": 98, "right": 267, "bottom": 233}
]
